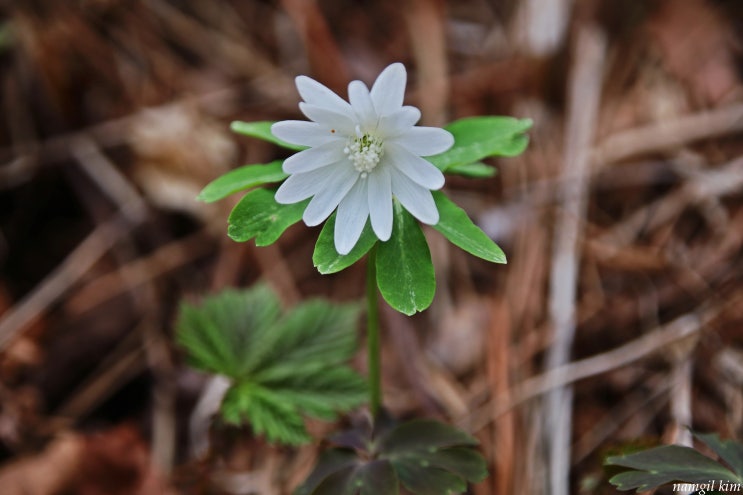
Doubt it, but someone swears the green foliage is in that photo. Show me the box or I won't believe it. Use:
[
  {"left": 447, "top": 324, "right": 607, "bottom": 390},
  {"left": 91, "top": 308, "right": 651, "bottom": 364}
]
[
  {"left": 605, "top": 432, "right": 743, "bottom": 492},
  {"left": 176, "top": 286, "right": 366, "bottom": 445},
  {"left": 231, "top": 121, "right": 307, "bottom": 151},
  {"left": 444, "top": 161, "right": 497, "bottom": 178},
  {"left": 427, "top": 116, "right": 532, "bottom": 172},
  {"left": 432, "top": 191, "right": 506, "bottom": 264},
  {"left": 202, "top": 115, "right": 529, "bottom": 315},
  {"left": 295, "top": 417, "right": 487, "bottom": 495},
  {"left": 376, "top": 202, "right": 435, "bottom": 315},
  {"left": 227, "top": 188, "right": 308, "bottom": 246},
  {"left": 198, "top": 161, "right": 288, "bottom": 203},
  {"left": 313, "top": 214, "right": 378, "bottom": 274}
]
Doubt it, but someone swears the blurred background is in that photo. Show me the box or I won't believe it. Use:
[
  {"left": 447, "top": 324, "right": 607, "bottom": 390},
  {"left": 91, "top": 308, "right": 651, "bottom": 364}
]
[{"left": 1, "top": 0, "right": 743, "bottom": 493}]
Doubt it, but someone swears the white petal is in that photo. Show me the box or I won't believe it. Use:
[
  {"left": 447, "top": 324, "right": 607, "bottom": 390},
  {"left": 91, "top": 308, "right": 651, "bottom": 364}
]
[
  {"left": 378, "top": 106, "right": 421, "bottom": 138},
  {"left": 348, "top": 80, "right": 377, "bottom": 129},
  {"left": 370, "top": 63, "right": 406, "bottom": 116},
  {"left": 302, "top": 166, "right": 359, "bottom": 226},
  {"left": 391, "top": 127, "right": 454, "bottom": 156},
  {"left": 283, "top": 141, "right": 347, "bottom": 174},
  {"left": 385, "top": 143, "right": 445, "bottom": 190},
  {"left": 274, "top": 165, "right": 338, "bottom": 204},
  {"left": 367, "top": 167, "right": 393, "bottom": 241},
  {"left": 334, "top": 179, "right": 369, "bottom": 255},
  {"left": 295, "top": 75, "right": 354, "bottom": 117},
  {"left": 390, "top": 169, "right": 439, "bottom": 224},
  {"left": 299, "top": 103, "right": 356, "bottom": 135},
  {"left": 271, "top": 121, "right": 342, "bottom": 147}
]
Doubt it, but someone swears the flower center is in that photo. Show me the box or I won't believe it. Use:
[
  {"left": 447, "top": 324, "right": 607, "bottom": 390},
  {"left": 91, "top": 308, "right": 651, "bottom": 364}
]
[{"left": 344, "top": 132, "right": 384, "bottom": 178}]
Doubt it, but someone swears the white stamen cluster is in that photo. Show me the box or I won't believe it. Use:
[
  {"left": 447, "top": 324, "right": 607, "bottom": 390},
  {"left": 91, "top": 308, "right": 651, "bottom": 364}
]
[{"left": 344, "top": 133, "right": 384, "bottom": 178}]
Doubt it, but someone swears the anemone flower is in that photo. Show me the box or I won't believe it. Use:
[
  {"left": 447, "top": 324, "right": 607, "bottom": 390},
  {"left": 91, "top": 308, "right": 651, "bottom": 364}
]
[{"left": 272, "top": 63, "right": 454, "bottom": 255}]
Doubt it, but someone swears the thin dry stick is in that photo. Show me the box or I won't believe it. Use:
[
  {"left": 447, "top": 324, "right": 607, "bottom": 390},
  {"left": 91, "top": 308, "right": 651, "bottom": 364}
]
[
  {"left": 0, "top": 211, "right": 139, "bottom": 350},
  {"left": 543, "top": 25, "right": 606, "bottom": 495},
  {"left": 598, "top": 155, "right": 743, "bottom": 248},
  {"left": 67, "top": 231, "right": 212, "bottom": 315},
  {"left": 462, "top": 299, "right": 729, "bottom": 433},
  {"left": 592, "top": 102, "right": 743, "bottom": 166}
]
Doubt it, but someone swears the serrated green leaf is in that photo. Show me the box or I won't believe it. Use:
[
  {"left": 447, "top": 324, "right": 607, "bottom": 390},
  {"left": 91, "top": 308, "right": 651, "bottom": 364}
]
[
  {"left": 432, "top": 191, "right": 506, "bottom": 264},
  {"left": 176, "top": 287, "right": 281, "bottom": 377},
  {"left": 198, "top": 161, "right": 288, "bottom": 203},
  {"left": 247, "top": 300, "right": 360, "bottom": 376},
  {"left": 427, "top": 116, "right": 531, "bottom": 172},
  {"left": 444, "top": 162, "right": 497, "bottom": 178},
  {"left": 263, "top": 368, "right": 367, "bottom": 420},
  {"left": 228, "top": 188, "right": 308, "bottom": 246},
  {"left": 696, "top": 432, "right": 743, "bottom": 478},
  {"left": 606, "top": 445, "right": 742, "bottom": 492},
  {"left": 376, "top": 203, "right": 435, "bottom": 315},
  {"left": 313, "top": 214, "right": 378, "bottom": 274},
  {"left": 177, "top": 285, "right": 366, "bottom": 447},
  {"left": 231, "top": 121, "right": 307, "bottom": 151},
  {"left": 222, "top": 383, "right": 310, "bottom": 445}
]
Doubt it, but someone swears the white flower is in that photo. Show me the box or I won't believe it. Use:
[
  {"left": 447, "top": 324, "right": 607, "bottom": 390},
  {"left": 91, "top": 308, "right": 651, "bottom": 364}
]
[{"left": 272, "top": 63, "right": 454, "bottom": 255}]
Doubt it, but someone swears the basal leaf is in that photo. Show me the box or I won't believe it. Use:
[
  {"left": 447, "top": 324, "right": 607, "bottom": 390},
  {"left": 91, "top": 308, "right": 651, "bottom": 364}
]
[
  {"left": 380, "top": 419, "right": 479, "bottom": 453},
  {"left": 294, "top": 450, "right": 358, "bottom": 495},
  {"left": 176, "top": 286, "right": 281, "bottom": 378},
  {"left": 422, "top": 447, "right": 489, "bottom": 482},
  {"left": 696, "top": 432, "right": 743, "bottom": 478},
  {"left": 231, "top": 121, "right": 307, "bottom": 151},
  {"left": 426, "top": 116, "right": 532, "bottom": 172},
  {"left": 394, "top": 463, "right": 466, "bottom": 495},
  {"left": 376, "top": 202, "right": 435, "bottom": 315},
  {"left": 261, "top": 368, "right": 367, "bottom": 420},
  {"left": 297, "top": 418, "right": 486, "bottom": 495},
  {"left": 247, "top": 300, "right": 360, "bottom": 376},
  {"left": 313, "top": 214, "right": 377, "bottom": 274},
  {"left": 197, "top": 161, "right": 288, "bottom": 203},
  {"left": 228, "top": 188, "right": 308, "bottom": 246},
  {"left": 432, "top": 191, "right": 506, "bottom": 264},
  {"left": 606, "top": 445, "right": 742, "bottom": 492},
  {"left": 222, "top": 383, "right": 310, "bottom": 445},
  {"left": 178, "top": 285, "right": 365, "bottom": 448}
]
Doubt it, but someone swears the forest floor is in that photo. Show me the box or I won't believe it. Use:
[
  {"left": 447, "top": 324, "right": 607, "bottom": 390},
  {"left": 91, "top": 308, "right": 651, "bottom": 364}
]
[{"left": 1, "top": 0, "right": 743, "bottom": 494}]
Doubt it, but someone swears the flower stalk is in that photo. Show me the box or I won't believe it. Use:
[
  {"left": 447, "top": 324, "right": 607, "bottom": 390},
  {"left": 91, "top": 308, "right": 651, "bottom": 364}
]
[{"left": 366, "top": 245, "right": 382, "bottom": 417}]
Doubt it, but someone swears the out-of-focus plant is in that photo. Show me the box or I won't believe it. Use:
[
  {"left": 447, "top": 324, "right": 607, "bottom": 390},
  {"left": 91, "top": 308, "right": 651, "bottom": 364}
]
[
  {"left": 605, "top": 432, "right": 743, "bottom": 492},
  {"left": 176, "top": 285, "right": 366, "bottom": 445},
  {"left": 198, "top": 62, "right": 531, "bottom": 494}
]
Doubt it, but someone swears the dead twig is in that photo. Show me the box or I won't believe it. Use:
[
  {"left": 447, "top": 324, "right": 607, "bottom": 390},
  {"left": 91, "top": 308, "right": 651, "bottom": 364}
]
[{"left": 543, "top": 24, "right": 607, "bottom": 495}]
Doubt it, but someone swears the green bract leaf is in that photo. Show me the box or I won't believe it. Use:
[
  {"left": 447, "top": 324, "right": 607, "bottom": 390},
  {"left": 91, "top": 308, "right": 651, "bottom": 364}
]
[
  {"left": 376, "top": 203, "right": 435, "bottom": 315},
  {"left": 605, "top": 444, "right": 743, "bottom": 492},
  {"left": 427, "top": 116, "right": 532, "bottom": 172},
  {"left": 444, "top": 161, "right": 497, "bottom": 178},
  {"left": 432, "top": 191, "right": 506, "bottom": 264},
  {"left": 296, "top": 417, "right": 486, "bottom": 495},
  {"left": 228, "top": 188, "right": 308, "bottom": 246},
  {"left": 231, "top": 121, "right": 307, "bottom": 151},
  {"left": 313, "top": 214, "right": 378, "bottom": 274},
  {"left": 176, "top": 286, "right": 366, "bottom": 446},
  {"left": 197, "top": 161, "right": 288, "bottom": 203}
]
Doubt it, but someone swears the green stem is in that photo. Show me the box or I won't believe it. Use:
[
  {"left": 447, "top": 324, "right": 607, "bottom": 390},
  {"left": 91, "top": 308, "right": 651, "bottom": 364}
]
[{"left": 366, "top": 244, "right": 381, "bottom": 418}]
